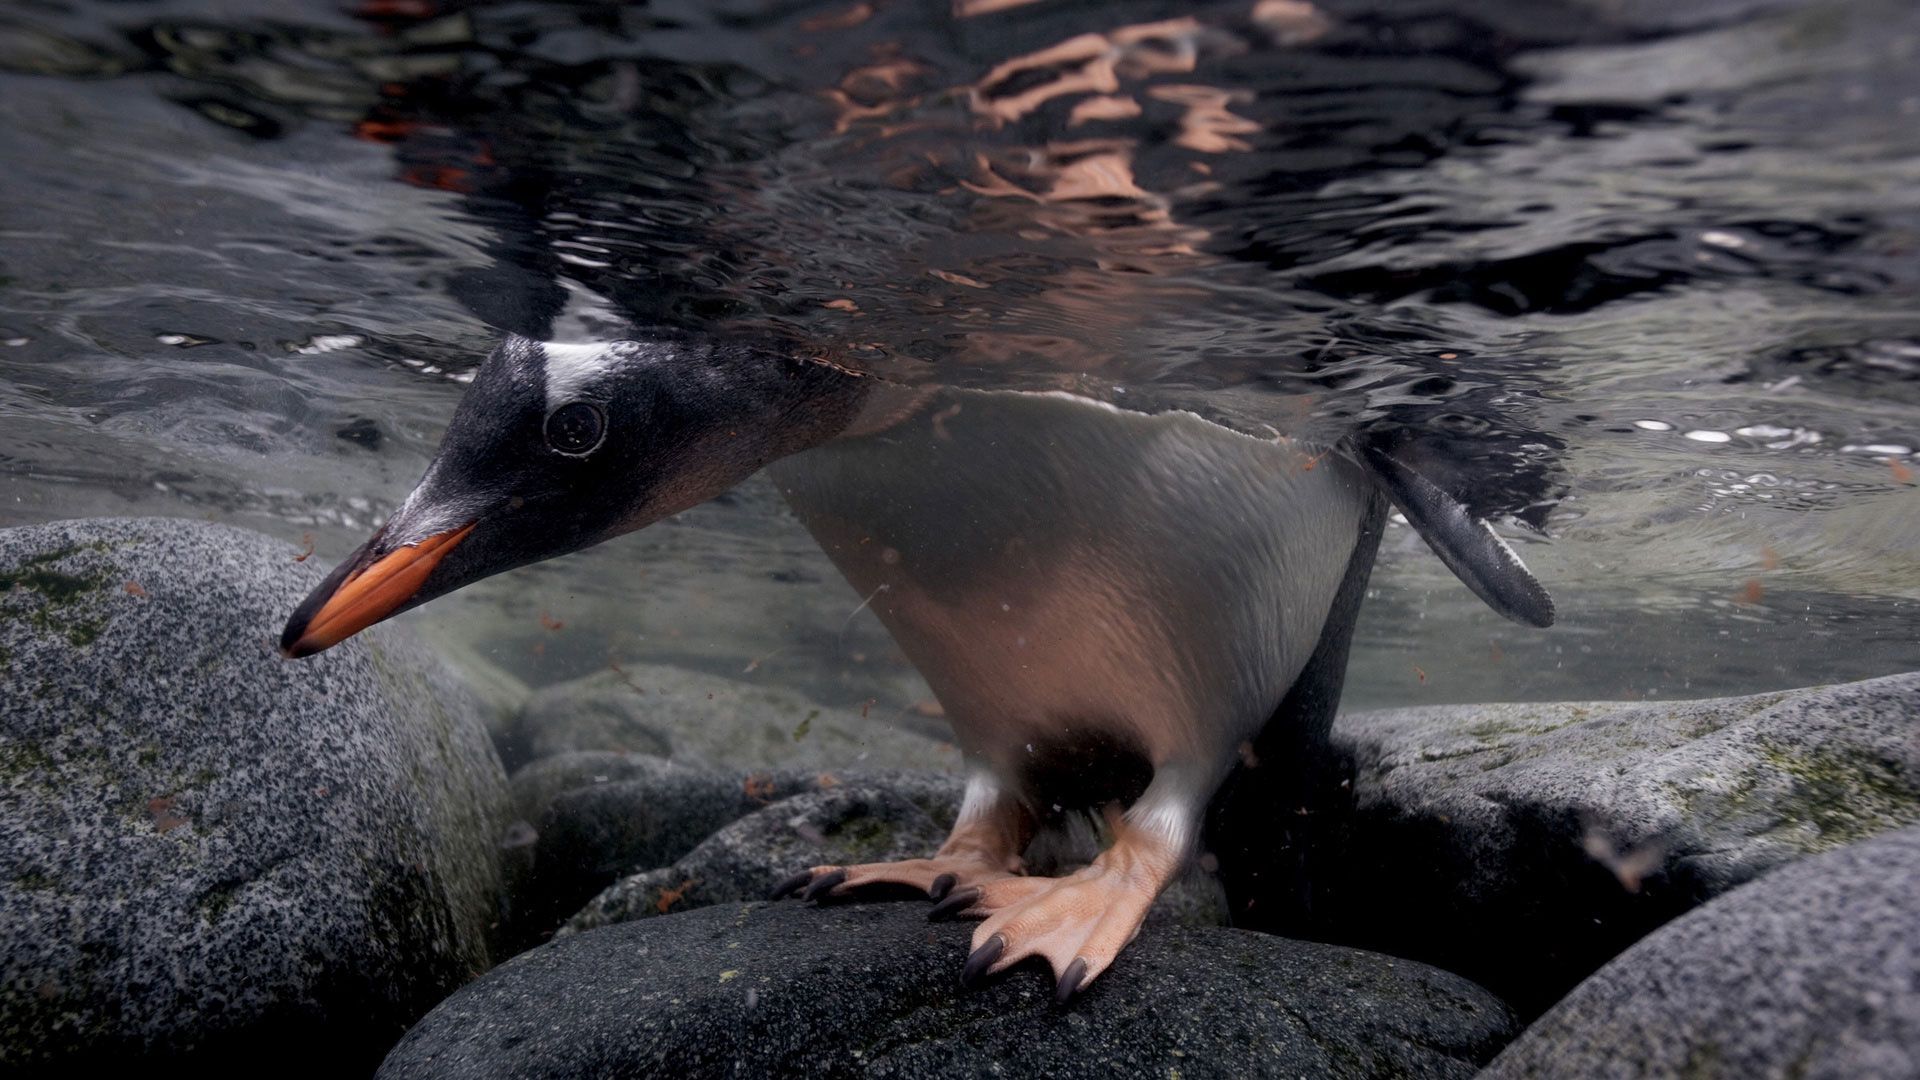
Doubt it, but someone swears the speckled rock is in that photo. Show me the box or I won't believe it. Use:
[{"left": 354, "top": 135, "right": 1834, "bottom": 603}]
[
  {"left": 503, "top": 759, "right": 962, "bottom": 947},
  {"left": 0, "top": 518, "right": 510, "bottom": 1074},
  {"left": 499, "top": 662, "right": 960, "bottom": 773},
  {"left": 378, "top": 901, "right": 1517, "bottom": 1079},
  {"left": 562, "top": 780, "right": 1228, "bottom": 936},
  {"left": 562, "top": 785, "right": 947, "bottom": 933},
  {"left": 1268, "top": 673, "right": 1920, "bottom": 1016},
  {"left": 1484, "top": 823, "right": 1920, "bottom": 1079},
  {"left": 510, "top": 754, "right": 965, "bottom": 836}
]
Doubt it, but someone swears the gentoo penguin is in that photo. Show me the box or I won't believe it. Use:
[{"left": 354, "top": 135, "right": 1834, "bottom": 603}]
[{"left": 282, "top": 333, "right": 1553, "bottom": 1000}]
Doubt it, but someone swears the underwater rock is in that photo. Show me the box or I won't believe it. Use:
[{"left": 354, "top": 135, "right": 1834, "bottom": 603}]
[
  {"left": 0, "top": 517, "right": 509, "bottom": 1073},
  {"left": 503, "top": 758, "right": 962, "bottom": 948},
  {"left": 415, "top": 626, "right": 532, "bottom": 750},
  {"left": 377, "top": 901, "right": 1517, "bottom": 1080},
  {"left": 1482, "top": 822, "right": 1920, "bottom": 1079},
  {"left": 561, "top": 776, "right": 1224, "bottom": 937},
  {"left": 1271, "top": 672, "right": 1920, "bottom": 1017},
  {"left": 499, "top": 661, "right": 959, "bottom": 773},
  {"left": 507, "top": 750, "right": 699, "bottom": 829},
  {"left": 562, "top": 785, "right": 947, "bottom": 933}
]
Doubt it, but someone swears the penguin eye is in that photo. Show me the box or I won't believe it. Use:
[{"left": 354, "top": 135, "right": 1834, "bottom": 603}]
[{"left": 544, "top": 402, "right": 606, "bottom": 456}]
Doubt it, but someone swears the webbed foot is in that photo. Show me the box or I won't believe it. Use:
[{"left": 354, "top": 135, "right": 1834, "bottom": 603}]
[{"left": 935, "top": 816, "right": 1183, "bottom": 1001}]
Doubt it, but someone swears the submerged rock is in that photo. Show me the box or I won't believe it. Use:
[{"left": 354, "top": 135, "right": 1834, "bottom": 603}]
[
  {"left": 1267, "top": 672, "right": 1920, "bottom": 1016},
  {"left": 1483, "top": 823, "right": 1920, "bottom": 1079},
  {"left": 562, "top": 785, "right": 947, "bottom": 933},
  {"left": 415, "top": 627, "right": 532, "bottom": 750},
  {"left": 498, "top": 662, "right": 959, "bottom": 773},
  {"left": 0, "top": 518, "right": 509, "bottom": 1074},
  {"left": 561, "top": 775, "right": 1224, "bottom": 936},
  {"left": 502, "top": 758, "right": 962, "bottom": 947},
  {"left": 378, "top": 901, "right": 1517, "bottom": 1079}
]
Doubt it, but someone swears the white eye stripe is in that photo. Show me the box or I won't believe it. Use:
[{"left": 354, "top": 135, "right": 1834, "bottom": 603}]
[{"left": 541, "top": 340, "right": 630, "bottom": 409}]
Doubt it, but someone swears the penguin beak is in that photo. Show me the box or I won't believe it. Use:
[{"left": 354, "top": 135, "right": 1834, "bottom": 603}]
[{"left": 279, "top": 521, "right": 477, "bottom": 658}]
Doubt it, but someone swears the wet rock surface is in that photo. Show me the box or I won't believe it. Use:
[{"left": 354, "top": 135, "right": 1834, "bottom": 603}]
[
  {"left": 1483, "top": 823, "right": 1920, "bottom": 1079},
  {"left": 502, "top": 760, "right": 962, "bottom": 947},
  {"left": 537, "top": 768, "right": 1223, "bottom": 941},
  {"left": 0, "top": 518, "right": 510, "bottom": 1074},
  {"left": 563, "top": 785, "right": 948, "bottom": 933},
  {"left": 378, "top": 900, "right": 1518, "bottom": 1080},
  {"left": 498, "top": 662, "right": 959, "bottom": 773},
  {"left": 1254, "top": 673, "right": 1920, "bottom": 1016},
  {"left": 8, "top": 518, "right": 1911, "bottom": 1077}
]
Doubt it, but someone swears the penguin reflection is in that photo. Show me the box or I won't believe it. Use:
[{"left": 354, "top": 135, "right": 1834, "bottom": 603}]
[{"left": 281, "top": 336, "right": 1551, "bottom": 999}]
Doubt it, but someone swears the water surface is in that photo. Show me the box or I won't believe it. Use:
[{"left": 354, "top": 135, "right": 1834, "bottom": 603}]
[{"left": 1, "top": 0, "right": 1915, "bottom": 711}]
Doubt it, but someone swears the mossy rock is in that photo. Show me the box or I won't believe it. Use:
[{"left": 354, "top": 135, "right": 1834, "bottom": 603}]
[
  {"left": 0, "top": 517, "right": 510, "bottom": 1074},
  {"left": 1267, "top": 673, "right": 1920, "bottom": 1018}
]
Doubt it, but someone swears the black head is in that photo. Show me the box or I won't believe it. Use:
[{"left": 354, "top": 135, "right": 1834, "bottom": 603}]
[{"left": 281, "top": 332, "right": 864, "bottom": 656}]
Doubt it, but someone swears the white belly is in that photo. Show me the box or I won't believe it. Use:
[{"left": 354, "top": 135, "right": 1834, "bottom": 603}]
[{"left": 768, "top": 389, "right": 1374, "bottom": 794}]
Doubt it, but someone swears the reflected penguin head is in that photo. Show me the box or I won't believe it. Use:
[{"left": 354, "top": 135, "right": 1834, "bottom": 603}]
[{"left": 280, "top": 332, "right": 863, "bottom": 657}]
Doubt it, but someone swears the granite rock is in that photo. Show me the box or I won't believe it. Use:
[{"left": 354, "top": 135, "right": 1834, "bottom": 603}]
[
  {"left": 0, "top": 517, "right": 510, "bottom": 1074},
  {"left": 378, "top": 901, "right": 1517, "bottom": 1079},
  {"left": 562, "top": 785, "right": 947, "bottom": 933},
  {"left": 561, "top": 776, "right": 1226, "bottom": 936},
  {"left": 1261, "top": 672, "right": 1920, "bottom": 1016},
  {"left": 1484, "top": 823, "right": 1920, "bottom": 1079},
  {"left": 503, "top": 760, "right": 962, "bottom": 947}
]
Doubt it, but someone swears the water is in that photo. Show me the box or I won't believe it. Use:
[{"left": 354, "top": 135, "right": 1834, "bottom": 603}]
[{"left": 2, "top": 0, "right": 1915, "bottom": 715}]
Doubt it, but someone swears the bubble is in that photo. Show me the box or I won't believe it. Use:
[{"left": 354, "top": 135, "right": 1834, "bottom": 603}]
[{"left": 290, "top": 334, "right": 362, "bottom": 355}]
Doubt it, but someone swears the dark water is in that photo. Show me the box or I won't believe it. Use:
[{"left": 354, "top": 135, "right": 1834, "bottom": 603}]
[{"left": 1, "top": 0, "right": 1915, "bottom": 710}]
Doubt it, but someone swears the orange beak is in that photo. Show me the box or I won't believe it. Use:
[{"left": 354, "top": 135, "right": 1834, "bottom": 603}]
[{"left": 280, "top": 522, "right": 475, "bottom": 658}]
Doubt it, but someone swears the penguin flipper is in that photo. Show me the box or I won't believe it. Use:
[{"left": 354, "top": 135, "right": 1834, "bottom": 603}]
[{"left": 1358, "top": 439, "right": 1556, "bottom": 629}]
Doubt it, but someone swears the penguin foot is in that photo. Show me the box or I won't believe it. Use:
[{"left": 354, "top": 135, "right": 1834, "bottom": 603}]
[
  {"left": 769, "top": 854, "right": 1018, "bottom": 904},
  {"left": 941, "top": 818, "right": 1182, "bottom": 1001}
]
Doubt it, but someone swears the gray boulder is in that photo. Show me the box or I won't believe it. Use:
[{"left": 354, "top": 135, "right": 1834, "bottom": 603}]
[
  {"left": 1260, "top": 673, "right": 1920, "bottom": 1016},
  {"left": 563, "top": 781, "right": 1228, "bottom": 936},
  {"left": 506, "top": 749, "right": 695, "bottom": 826},
  {"left": 414, "top": 627, "right": 532, "bottom": 750},
  {"left": 1484, "top": 823, "right": 1920, "bottom": 1079},
  {"left": 0, "top": 517, "right": 510, "bottom": 1073},
  {"left": 499, "top": 662, "right": 959, "bottom": 773},
  {"left": 378, "top": 901, "right": 1517, "bottom": 1079},
  {"left": 502, "top": 758, "right": 962, "bottom": 948},
  {"left": 562, "top": 785, "right": 948, "bottom": 933}
]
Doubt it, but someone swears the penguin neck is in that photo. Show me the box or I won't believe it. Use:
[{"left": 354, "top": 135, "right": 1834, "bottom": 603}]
[{"left": 762, "top": 355, "right": 885, "bottom": 457}]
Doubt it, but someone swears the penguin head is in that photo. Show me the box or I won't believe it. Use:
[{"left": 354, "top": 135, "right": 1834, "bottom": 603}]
[{"left": 280, "top": 332, "right": 862, "bottom": 658}]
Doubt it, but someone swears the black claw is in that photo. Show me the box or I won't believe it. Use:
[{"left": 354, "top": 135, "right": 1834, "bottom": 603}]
[
  {"left": 961, "top": 934, "right": 1006, "bottom": 989},
  {"left": 929, "top": 872, "right": 957, "bottom": 902},
  {"left": 801, "top": 868, "right": 848, "bottom": 902},
  {"left": 769, "top": 871, "right": 813, "bottom": 901},
  {"left": 928, "top": 886, "right": 981, "bottom": 922},
  {"left": 1054, "top": 957, "right": 1089, "bottom": 1005}
]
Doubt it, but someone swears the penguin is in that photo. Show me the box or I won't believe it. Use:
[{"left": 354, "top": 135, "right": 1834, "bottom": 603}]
[{"left": 282, "top": 333, "right": 1553, "bottom": 1000}]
